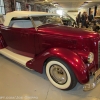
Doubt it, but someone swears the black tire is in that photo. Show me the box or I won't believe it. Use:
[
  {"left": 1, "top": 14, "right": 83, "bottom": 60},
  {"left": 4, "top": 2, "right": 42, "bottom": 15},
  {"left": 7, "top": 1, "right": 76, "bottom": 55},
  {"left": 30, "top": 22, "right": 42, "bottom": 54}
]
[{"left": 46, "top": 58, "right": 77, "bottom": 90}]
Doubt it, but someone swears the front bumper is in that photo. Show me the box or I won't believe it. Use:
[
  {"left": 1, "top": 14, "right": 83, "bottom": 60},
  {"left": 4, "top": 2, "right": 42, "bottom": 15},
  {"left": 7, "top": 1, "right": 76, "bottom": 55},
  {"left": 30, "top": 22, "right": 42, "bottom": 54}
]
[{"left": 83, "top": 68, "right": 100, "bottom": 91}]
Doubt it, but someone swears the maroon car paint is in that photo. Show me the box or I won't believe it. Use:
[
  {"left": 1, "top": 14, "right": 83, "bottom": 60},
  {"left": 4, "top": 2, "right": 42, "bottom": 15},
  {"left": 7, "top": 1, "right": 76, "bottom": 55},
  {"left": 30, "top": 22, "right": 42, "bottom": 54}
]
[
  {"left": 0, "top": 25, "right": 7, "bottom": 48},
  {"left": 0, "top": 24, "right": 100, "bottom": 84},
  {"left": 1, "top": 27, "right": 36, "bottom": 57},
  {"left": 39, "top": 25, "right": 98, "bottom": 38},
  {"left": 0, "top": 35, "right": 7, "bottom": 49},
  {"left": 26, "top": 48, "right": 89, "bottom": 84}
]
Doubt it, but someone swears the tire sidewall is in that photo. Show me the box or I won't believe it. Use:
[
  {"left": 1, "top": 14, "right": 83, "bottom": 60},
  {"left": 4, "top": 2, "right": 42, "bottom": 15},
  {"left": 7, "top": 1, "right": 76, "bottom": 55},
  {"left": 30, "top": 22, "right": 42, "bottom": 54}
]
[{"left": 46, "top": 60, "right": 71, "bottom": 89}]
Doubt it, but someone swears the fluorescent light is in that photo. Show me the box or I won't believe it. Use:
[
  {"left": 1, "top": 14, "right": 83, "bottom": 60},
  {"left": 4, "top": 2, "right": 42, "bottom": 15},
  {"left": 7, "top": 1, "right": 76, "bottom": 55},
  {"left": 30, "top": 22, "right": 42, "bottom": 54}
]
[
  {"left": 81, "top": 3, "right": 88, "bottom": 7},
  {"left": 56, "top": 10, "right": 63, "bottom": 16},
  {"left": 86, "top": 1, "right": 92, "bottom": 2},
  {"left": 78, "top": 7, "right": 83, "bottom": 9}
]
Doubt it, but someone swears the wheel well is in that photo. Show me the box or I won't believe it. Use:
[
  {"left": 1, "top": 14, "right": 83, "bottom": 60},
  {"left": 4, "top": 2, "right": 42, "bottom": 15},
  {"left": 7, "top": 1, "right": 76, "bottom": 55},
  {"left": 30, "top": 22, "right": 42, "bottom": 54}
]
[
  {"left": 43, "top": 57, "right": 75, "bottom": 76},
  {"left": 43, "top": 57, "right": 58, "bottom": 74},
  {"left": 44, "top": 56, "right": 65, "bottom": 65},
  {"left": 44, "top": 57, "right": 77, "bottom": 90}
]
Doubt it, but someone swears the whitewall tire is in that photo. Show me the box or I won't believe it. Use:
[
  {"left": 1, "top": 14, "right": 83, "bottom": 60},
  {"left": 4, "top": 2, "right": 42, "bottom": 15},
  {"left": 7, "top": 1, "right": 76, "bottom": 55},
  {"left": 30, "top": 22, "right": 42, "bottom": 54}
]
[{"left": 46, "top": 59, "right": 77, "bottom": 90}]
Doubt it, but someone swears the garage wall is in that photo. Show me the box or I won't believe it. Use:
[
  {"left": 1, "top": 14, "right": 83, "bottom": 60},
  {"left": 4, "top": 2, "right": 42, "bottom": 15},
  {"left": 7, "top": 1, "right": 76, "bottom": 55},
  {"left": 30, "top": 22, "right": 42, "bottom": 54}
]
[
  {"left": 20, "top": 2, "right": 26, "bottom": 11},
  {"left": 67, "top": 12, "right": 78, "bottom": 21},
  {"left": 96, "top": 5, "right": 100, "bottom": 16},
  {"left": 78, "top": 8, "right": 89, "bottom": 15},
  {"left": 3, "top": 0, "right": 50, "bottom": 13},
  {"left": 3, "top": 0, "right": 12, "bottom": 13}
]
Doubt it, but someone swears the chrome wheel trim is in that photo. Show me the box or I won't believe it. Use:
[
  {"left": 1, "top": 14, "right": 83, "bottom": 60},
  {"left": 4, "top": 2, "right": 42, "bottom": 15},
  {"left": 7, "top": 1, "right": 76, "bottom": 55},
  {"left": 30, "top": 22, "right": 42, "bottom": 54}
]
[{"left": 50, "top": 64, "right": 67, "bottom": 85}]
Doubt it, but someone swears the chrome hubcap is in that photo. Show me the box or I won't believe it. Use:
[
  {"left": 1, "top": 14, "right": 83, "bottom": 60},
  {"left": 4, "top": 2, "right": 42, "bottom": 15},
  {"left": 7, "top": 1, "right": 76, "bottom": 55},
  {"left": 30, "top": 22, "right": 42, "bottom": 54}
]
[{"left": 50, "top": 64, "right": 67, "bottom": 85}]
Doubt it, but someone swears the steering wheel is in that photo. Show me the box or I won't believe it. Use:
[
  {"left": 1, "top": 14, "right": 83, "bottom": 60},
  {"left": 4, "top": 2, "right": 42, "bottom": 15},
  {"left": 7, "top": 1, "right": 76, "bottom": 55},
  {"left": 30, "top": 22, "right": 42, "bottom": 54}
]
[{"left": 46, "top": 19, "right": 52, "bottom": 23}]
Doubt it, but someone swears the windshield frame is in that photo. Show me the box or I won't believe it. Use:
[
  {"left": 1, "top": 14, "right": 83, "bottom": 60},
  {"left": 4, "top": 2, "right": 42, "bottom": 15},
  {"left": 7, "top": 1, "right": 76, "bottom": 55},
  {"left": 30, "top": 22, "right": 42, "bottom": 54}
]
[{"left": 31, "top": 15, "right": 63, "bottom": 28}]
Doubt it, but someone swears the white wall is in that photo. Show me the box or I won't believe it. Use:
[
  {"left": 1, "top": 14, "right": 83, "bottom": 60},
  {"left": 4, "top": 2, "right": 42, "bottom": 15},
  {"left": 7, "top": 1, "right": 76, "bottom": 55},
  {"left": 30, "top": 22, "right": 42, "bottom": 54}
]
[
  {"left": 67, "top": 12, "right": 78, "bottom": 21},
  {"left": 78, "top": 8, "right": 89, "bottom": 14},
  {"left": 97, "top": 5, "right": 100, "bottom": 16},
  {"left": 78, "top": 4, "right": 100, "bottom": 16}
]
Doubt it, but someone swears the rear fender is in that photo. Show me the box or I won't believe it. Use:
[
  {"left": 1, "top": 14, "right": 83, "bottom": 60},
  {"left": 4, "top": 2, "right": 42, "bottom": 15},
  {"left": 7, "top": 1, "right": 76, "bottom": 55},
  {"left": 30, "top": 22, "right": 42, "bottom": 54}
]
[
  {"left": 0, "top": 33, "right": 7, "bottom": 49},
  {"left": 26, "top": 48, "right": 89, "bottom": 84}
]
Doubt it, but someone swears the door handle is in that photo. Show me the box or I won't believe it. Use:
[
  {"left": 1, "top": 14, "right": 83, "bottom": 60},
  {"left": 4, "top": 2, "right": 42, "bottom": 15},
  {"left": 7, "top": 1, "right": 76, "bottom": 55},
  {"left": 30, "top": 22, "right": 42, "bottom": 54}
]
[{"left": 21, "top": 33, "right": 29, "bottom": 37}]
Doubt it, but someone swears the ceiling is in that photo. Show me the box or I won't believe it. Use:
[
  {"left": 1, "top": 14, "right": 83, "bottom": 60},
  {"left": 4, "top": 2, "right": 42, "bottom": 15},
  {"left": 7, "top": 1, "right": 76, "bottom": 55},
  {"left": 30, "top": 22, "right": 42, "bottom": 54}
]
[
  {"left": 16, "top": 0, "right": 100, "bottom": 11},
  {"left": 29, "top": 0, "right": 100, "bottom": 11}
]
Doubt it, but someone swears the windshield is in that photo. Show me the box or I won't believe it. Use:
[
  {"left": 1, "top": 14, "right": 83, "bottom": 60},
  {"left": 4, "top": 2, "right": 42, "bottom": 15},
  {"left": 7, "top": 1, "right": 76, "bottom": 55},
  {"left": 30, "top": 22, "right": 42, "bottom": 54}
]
[{"left": 32, "top": 15, "right": 63, "bottom": 27}]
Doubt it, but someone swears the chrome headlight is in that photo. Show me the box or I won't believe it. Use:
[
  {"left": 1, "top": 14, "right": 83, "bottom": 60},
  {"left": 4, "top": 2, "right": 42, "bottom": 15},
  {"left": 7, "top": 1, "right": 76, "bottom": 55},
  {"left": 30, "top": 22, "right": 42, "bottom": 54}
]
[{"left": 87, "top": 52, "right": 94, "bottom": 63}]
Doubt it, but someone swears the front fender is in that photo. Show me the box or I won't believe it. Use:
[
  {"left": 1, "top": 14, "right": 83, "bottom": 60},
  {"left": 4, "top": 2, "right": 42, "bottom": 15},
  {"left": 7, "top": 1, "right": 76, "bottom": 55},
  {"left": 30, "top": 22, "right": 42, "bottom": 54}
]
[
  {"left": 73, "top": 50, "right": 89, "bottom": 63},
  {"left": 26, "top": 48, "right": 89, "bottom": 84}
]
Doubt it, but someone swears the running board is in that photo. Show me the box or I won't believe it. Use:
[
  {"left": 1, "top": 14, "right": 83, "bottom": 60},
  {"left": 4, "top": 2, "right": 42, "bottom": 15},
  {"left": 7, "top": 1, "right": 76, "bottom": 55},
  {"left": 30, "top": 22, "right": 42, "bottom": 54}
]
[{"left": 0, "top": 48, "right": 33, "bottom": 66}]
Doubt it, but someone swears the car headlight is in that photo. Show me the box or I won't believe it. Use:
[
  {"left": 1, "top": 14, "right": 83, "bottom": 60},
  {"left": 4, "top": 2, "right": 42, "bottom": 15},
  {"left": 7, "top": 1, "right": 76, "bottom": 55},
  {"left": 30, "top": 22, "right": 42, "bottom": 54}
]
[{"left": 87, "top": 52, "right": 94, "bottom": 63}]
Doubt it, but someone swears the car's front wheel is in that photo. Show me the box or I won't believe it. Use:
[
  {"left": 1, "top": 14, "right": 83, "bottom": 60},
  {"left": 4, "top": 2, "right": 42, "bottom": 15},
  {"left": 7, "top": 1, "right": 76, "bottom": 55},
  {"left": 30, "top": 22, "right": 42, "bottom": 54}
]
[{"left": 46, "top": 59, "right": 77, "bottom": 90}]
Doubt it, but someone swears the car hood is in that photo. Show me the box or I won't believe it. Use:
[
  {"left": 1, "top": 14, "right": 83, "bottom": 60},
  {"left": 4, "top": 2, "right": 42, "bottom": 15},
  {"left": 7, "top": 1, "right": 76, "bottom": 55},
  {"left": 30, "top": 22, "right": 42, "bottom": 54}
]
[{"left": 38, "top": 25, "right": 99, "bottom": 38}]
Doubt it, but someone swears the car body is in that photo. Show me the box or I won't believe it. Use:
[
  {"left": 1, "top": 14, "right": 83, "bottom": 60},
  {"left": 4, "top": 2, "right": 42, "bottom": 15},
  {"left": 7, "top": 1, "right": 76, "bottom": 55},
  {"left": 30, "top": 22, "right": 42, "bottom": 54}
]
[{"left": 0, "top": 11, "right": 100, "bottom": 91}]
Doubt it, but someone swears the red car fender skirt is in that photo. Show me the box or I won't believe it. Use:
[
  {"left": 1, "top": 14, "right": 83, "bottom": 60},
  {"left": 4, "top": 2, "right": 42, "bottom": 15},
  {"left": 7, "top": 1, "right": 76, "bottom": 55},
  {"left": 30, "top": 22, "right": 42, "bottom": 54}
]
[{"left": 26, "top": 48, "right": 89, "bottom": 84}]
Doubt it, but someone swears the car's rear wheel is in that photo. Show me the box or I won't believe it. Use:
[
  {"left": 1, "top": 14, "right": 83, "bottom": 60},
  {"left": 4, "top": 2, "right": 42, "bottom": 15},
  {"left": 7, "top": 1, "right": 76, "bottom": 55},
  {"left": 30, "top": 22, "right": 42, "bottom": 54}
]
[{"left": 46, "top": 59, "right": 77, "bottom": 90}]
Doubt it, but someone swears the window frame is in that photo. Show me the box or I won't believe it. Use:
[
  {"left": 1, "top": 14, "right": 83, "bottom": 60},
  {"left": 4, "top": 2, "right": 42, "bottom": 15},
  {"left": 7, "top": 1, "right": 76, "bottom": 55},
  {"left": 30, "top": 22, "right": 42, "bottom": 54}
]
[
  {"left": 9, "top": 17, "right": 34, "bottom": 28},
  {"left": 15, "top": 2, "right": 21, "bottom": 11},
  {"left": 28, "top": 4, "right": 31, "bottom": 11},
  {"left": 0, "top": 0, "right": 5, "bottom": 15}
]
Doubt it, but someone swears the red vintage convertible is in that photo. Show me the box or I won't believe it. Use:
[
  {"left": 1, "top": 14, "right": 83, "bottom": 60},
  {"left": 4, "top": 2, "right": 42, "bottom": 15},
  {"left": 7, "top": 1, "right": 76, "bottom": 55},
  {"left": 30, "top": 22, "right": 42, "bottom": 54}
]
[{"left": 0, "top": 11, "right": 100, "bottom": 91}]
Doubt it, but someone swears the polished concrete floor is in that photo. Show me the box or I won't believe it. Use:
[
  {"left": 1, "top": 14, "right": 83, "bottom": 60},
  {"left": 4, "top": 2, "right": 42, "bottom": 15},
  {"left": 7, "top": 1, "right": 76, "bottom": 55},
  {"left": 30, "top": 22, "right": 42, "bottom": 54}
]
[{"left": 0, "top": 55, "right": 100, "bottom": 100}]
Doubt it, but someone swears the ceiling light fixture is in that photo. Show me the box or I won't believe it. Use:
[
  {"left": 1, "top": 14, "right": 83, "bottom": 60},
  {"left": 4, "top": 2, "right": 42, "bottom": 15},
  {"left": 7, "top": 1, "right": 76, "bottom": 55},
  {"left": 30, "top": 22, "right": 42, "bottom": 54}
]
[
  {"left": 80, "top": 2, "right": 88, "bottom": 7},
  {"left": 82, "top": 3, "right": 88, "bottom": 6},
  {"left": 86, "top": 1, "right": 92, "bottom": 2},
  {"left": 56, "top": 10, "right": 63, "bottom": 16},
  {"left": 53, "top": 3, "right": 59, "bottom": 7}
]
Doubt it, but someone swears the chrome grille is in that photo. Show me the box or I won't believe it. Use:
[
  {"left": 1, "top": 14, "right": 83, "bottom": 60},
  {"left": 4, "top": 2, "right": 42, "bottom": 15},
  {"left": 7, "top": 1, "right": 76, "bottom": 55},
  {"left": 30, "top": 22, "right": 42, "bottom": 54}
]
[{"left": 98, "top": 41, "right": 100, "bottom": 68}]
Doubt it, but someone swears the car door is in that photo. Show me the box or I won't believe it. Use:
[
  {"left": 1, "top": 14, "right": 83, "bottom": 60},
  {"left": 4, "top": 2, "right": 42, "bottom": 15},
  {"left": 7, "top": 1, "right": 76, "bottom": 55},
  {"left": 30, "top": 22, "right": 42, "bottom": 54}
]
[{"left": 1, "top": 19, "right": 36, "bottom": 57}]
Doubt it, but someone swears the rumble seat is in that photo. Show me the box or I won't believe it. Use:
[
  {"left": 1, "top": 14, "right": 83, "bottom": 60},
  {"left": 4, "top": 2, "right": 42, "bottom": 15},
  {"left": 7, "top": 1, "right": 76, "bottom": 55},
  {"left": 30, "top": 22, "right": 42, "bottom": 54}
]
[{"left": 10, "top": 20, "right": 33, "bottom": 28}]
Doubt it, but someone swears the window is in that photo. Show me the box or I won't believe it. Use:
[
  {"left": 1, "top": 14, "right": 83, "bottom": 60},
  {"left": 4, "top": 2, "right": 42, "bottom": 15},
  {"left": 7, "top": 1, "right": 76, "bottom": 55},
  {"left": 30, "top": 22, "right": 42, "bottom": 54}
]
[
  {"left": 0, "top": 0, "right": 5, "bottom": 14},
  {"left": 16, "top": 2, "right": 21, "bottom": 11},
  {"left": 11, "top": 20, "right": 33, "bottom": 28},
  {"left": 26, "top": 4, "right": 31, "bottom": 11},
  {"left": 32, "top": 15, "right": 62, "bottom": 27},
  {"left": 29, "top": 5, "right": 31, "bottom": 11},
  {"left": 10, "top": 17, "right": 33, "bottom": 28}
]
